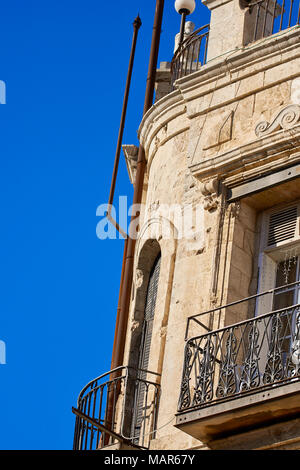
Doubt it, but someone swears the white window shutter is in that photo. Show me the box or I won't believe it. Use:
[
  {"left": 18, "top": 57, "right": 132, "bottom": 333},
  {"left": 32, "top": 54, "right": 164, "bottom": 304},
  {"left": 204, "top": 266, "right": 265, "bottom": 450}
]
[{"left": 267, "top": 205, "right": 298, "bottom": 247}]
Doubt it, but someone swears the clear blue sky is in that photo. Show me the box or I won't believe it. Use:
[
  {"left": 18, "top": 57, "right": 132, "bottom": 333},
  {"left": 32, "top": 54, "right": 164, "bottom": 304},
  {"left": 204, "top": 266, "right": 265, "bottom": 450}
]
[{"left": 0, "top": 1, "right": 210, "bottom": 450}]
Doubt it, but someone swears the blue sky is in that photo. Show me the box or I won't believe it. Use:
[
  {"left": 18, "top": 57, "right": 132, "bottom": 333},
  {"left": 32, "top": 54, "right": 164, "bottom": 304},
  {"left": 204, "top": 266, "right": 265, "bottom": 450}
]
[{"left": 0, "top": 1, "right": 210, "bottom": 450}]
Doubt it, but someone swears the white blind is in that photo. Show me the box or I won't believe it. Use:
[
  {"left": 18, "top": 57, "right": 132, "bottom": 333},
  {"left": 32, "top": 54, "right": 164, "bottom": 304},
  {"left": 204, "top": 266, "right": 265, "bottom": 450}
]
[{"left": 268, "top": 206, "right": 298, "bottom": 246}]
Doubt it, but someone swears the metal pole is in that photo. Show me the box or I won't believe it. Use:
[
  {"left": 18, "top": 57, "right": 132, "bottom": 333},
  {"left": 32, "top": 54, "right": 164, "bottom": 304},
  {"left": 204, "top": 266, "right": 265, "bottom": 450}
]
[
  {"left": 111, "top": 0, "right": 165, "bottom": 372},
  {"left": 103, "top": 17, "right": 142, "bottom": 446},
  {"left": 178, "top": 10, "right": 188, "bottom": 48},
  {"left": 106, "top": 15, "right": 142, "bottom": 239}
]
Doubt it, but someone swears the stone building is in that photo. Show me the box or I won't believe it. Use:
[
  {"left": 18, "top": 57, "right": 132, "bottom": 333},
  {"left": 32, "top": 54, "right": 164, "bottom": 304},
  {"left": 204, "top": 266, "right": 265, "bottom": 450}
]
[{"left": 73, "top": 0, "right": 300, "bottom": 451}]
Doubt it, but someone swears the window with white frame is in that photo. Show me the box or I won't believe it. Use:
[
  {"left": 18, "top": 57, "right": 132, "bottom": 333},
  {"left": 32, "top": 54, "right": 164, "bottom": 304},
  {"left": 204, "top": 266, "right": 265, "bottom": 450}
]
[
  {"left": 256, "top": 201, "right": 300, "bottom": 361},
  {"left": 257, "top": 201, "right": 300, "bottom": 306}
]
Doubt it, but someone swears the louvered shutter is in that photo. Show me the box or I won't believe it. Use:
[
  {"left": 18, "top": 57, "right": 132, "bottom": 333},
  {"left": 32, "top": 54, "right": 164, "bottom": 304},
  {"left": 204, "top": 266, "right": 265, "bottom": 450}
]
[
  {"left": 131, "top": 254, "right": 161, "bottom": 442},
  {"left": 267, "top": 205, "right": 298, "bottom": 247}
]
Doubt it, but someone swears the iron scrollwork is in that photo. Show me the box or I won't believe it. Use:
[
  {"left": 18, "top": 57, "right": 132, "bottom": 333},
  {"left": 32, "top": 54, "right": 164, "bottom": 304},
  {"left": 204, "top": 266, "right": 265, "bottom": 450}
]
[
  {"left": 178, "top": 342, "right": 193, "bottom": 410},
  {"left": 289, "top": 309, "right": 300, "bottom": 378},
  {"left": 216, "top": 329, "right": 238, "bottom": 398},
  {"left": 239, "top": 321, "right": 261, "bottom": 391},
  {"left": 178, "top": 304, "right": 300, "bottom": 415},
  {"left": 192, "top": 336, "right": 215, "bottom": 406},
  {"left": 263, "top": 313, "right": 284, "bottom": 385}
]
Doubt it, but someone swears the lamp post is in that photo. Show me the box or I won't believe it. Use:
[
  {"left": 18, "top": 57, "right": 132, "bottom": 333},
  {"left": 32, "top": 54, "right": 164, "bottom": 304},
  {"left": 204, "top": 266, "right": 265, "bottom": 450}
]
[{"left": 175, "top": 0, "right": 196, "bottom": 49}]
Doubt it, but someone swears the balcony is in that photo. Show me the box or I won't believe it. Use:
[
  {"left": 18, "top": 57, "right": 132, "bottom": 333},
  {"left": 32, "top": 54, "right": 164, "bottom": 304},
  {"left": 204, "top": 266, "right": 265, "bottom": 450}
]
[
  {"left": 175, "top": 282, "right": 300, "bottom": 447},
  {"left": 72, "top": 366, "right": 160, "bottom": 450},
  {"left": 171, "top": 24, "right": 210, "bottom": 86},
  {"left": 170, "top": 0, "right": 300, "bottom": 86}
]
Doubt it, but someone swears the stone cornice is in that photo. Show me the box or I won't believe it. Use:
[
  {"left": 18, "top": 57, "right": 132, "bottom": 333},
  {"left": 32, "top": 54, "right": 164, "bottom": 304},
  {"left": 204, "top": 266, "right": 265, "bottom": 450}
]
[
  {"left": 138, "top": 89, "right": 189, "bottom": 168},
  {"left": 176, "top": 27, "right": 300, "bottom": 116},
  {"left": 137, "top": 26, "right": 300, "bottom": 175},
  {"left": 190, "top": 123, "right": 300, "bottom": 183},
  {"left": 138, "top": 89, "right": 183, "bottom": 145}
]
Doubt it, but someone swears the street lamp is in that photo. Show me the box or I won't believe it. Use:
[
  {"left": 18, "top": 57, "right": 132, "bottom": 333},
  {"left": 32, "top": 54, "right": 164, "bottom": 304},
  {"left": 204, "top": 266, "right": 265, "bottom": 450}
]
[{"left": 175, "top": 0, "right": 196, "bottom": 49}]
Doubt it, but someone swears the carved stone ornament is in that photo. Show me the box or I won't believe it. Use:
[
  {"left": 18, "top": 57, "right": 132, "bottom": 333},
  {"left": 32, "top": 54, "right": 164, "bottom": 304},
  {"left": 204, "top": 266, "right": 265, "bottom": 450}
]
[
  {"left": 255, "top": 104, "right": 300, "bottom": 137},
  {"left": 199, "top": 178, "right": 219, "bottom": 211},
  {"left": 135, "top": 269, "right": 144, "bottom": 289}
]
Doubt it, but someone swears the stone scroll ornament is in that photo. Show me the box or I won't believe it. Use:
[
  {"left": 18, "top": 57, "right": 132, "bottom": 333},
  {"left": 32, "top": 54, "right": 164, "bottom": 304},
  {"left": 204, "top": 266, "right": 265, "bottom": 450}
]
[{"left": 255, "top": 104, "right": 300, "bottom": 137}]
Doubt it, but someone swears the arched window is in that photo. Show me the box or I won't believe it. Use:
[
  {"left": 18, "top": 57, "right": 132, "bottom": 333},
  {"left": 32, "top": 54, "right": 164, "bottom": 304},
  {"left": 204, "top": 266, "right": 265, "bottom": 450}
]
[{"left": 131, "top": 252, "right": 161, "bottom": 442}]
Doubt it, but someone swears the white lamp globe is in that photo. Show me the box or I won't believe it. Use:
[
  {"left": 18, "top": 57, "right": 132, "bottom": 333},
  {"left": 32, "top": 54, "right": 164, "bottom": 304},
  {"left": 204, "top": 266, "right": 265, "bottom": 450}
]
[{"left": 175, "top": 0, "right": 196, "bottom": 14}]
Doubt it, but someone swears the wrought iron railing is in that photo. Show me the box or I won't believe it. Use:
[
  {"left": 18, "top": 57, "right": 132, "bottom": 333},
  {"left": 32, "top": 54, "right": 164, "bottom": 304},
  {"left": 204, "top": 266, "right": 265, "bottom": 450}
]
[
  {"left": 249, "top": 0, "right": 300, "bottom": 42},
  {"left": 178, "top": 282, "right": 300, "bottom": 412},
  {"left": 170, "top": 0, "right": 299, "bottom": 86},
  {"left": 73, "top": 366, "right": 161, "bottom": 450},
  {"left": 171, "top": 24, "right": 210, "bottom": 85}
]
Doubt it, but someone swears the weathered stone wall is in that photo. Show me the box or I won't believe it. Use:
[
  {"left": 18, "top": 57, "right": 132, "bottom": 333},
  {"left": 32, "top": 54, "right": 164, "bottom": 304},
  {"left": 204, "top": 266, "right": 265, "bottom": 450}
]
[{"left": 121, "top": 10, "right": 300, "bottom": 450}]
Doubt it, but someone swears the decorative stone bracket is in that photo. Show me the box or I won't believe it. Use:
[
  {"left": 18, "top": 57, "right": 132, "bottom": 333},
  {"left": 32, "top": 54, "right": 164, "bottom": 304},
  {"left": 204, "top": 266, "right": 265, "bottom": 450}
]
[
  {"left": 255, "top": 104, "right": 300, "bottom": 138},
  {"left": 122, "top": 144, "right": 138, "bottom": 185},
  {"left": 199, "top": 178, "right": 219, "bottom": 211}
]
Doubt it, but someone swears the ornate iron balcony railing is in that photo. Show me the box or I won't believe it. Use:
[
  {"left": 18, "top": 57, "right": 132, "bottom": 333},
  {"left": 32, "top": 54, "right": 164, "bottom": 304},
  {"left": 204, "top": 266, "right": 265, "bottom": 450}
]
[
  {"left": 73, "top": 366, "right": 161, "bottom": 450},
  {"left": 178, "top": 283, "right": 300, "bottom": 412},
  {"left": 171, "top": 24, "right": 210, "bottom": 86}
]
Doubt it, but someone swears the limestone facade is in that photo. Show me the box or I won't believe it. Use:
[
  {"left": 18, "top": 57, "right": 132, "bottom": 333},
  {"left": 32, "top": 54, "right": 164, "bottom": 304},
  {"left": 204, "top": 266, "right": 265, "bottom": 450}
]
[{"left": 120, "top": 0, "right": 300, "bottom": 451}]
